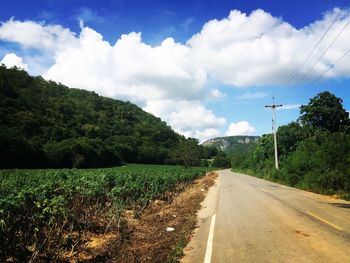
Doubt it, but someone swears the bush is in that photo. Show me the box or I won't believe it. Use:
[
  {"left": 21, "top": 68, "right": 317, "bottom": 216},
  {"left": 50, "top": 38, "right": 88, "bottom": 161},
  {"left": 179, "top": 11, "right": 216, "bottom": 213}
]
[{"left": 212, "top": 155, "right": 230, "bottom": 168}]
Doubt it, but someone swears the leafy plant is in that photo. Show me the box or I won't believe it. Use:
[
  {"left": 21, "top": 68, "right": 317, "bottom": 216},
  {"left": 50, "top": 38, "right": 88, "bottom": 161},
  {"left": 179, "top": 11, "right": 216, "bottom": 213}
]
[{"left": 0, "top": 164, "right": 210, "bottom": 261}]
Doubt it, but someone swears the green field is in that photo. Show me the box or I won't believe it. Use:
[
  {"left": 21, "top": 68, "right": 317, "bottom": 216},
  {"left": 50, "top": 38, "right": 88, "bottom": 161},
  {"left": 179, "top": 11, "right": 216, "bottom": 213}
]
[{"left": 0, "top": 164, "right": 210, "bottom": 261}]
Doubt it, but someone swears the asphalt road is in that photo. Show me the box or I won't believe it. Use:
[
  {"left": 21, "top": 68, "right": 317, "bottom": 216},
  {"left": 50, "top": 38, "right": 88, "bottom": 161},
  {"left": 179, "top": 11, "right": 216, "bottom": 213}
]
[{"left": 182, "top": 170, "right": 350, "bottom": 263}]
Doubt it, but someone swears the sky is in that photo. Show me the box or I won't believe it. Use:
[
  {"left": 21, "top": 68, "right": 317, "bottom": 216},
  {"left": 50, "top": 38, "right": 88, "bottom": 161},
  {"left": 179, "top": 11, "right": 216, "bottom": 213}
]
[{"left": 1, "top": 0, "right": 350, "bottom": 142}]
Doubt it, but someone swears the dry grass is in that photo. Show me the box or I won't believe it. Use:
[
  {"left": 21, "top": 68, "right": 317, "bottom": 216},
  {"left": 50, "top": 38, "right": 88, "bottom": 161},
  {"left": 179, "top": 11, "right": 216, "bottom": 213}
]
[{"left": 61, "top": 171, "right": 217, "bottom": 262}]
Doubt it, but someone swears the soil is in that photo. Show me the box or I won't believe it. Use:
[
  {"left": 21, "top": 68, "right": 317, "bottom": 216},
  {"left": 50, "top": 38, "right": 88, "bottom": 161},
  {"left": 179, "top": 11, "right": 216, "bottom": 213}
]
[{"left": 62, "top": 171, "right": 218, "bottom": 263}]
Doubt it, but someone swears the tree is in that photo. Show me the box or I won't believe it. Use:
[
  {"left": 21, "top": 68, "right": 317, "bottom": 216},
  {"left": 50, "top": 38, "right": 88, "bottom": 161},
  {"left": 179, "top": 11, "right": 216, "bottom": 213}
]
[
  {"left": 0, "top": 66, "right": 185, "bottom": 168},
  {"left": 299, "top": 91, "right": 350, "bottom": 132},
  {"left": 202, "top": 146, "right": 219, "bottom": 159},
  {"left": 277, "top": 122, "right": 307, "bottom": 160},
  {"left": 171, "top": 139, "right": 201, "bottom": 168},
  {"left": 212, "top": 152, "right": 230, "bottom": 168},
  {"left": 280, "top": 131, "right": 350, "bottom": 192}
]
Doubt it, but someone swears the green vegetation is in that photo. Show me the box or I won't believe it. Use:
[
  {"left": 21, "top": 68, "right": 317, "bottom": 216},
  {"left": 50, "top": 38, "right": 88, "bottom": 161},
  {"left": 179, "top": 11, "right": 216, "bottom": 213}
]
[
  {"left": 212, "top": 151, "right": 231, "bottom": 168},
  {"left": 231, "top": 91, "right": 350, "bottom": 198},
  {"left": 0, "top": 164, "right": 210, "bottom": 261},
  {"left": 0, "top": 66, "right": 213, "bottom": 168}
]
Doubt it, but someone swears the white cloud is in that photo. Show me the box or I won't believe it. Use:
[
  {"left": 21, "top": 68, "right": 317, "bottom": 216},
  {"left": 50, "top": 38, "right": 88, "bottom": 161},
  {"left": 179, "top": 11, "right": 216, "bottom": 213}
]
[
  {"left": 193, "top": 128, "right": 221, "bottom": 143},
  {"left": 1, "top": 8, "right": 350, "bottom": 140},
  {"left": 225, "top": 121, "right": 256, "bottom": 136},
  {"left": 144, "top": 99, "right": 226, "bottom": 131},
  {"left": 187, "top": 8, "right": 350, "bottom": 86},
  {"left": 0, "top": 18, "right": 77, "bottom": 51},
  {"left": 144, "top": 99, "right": 225, "bottom": 142},
  {"left": 1, "top": 53, "right": 28, "bottom": 70},
  {"left": 279, "top": 104, "right": 301, "bottom": 110},
  {"left": 175, "top": 128, "right": 221, "bottom": 143},
  {"left": 44, "top": 30, "right": 207, "bottom": 102},
  {"left": 1, "top": 8, "right": 349, "bottom": 91}
]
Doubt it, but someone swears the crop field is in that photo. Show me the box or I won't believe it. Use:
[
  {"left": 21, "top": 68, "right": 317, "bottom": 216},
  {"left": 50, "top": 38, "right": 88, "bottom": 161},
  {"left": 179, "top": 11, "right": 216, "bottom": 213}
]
[{"left": 0, "top": 164, "right": 210, "bottom": 261}]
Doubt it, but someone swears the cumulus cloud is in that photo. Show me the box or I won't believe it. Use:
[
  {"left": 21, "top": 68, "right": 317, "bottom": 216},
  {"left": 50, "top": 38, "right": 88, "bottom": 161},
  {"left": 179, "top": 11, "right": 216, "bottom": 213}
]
[
  {"left": 44, "top": 31, "right": 207, "bottom": 102},
  {"left": 225, "top": 121, "right": 256, "bottom": 136},
  {"left": 187, "top": 8, "right": 350, "bottom": 86},
  {"left": 1, "top": 9, "right": 350, "bottom": 89},
  {"left": 144, "top": 99, "right": 226, "bottom": 140},
  {"left": 1, "top": 8, "right": 350, "bottom": 140},
  {"left": 1, "top": 53, "right": 28, "bottom": 70},
  {"left": 0, "top": 18, "right": 77, "bottom": 51}
]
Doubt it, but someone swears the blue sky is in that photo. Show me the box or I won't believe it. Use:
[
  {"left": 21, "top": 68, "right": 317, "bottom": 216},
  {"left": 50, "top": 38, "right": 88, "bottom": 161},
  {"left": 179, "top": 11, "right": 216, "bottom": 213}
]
[
  {"left": 1, "top": 0, "right": 349, "bottom": 44},
  {"left": 1, "top": 0, "right": 350, "bottom": 141}
]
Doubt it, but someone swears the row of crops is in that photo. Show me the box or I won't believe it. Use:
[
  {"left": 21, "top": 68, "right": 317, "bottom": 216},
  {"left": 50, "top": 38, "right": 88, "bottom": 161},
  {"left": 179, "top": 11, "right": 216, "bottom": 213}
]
[{"left": 0, "top": 164, "right": 210, "bottom": 261}]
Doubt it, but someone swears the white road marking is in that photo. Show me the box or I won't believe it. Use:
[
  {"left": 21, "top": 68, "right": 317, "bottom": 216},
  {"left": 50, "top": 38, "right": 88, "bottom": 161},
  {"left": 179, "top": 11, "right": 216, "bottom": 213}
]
[{"left": 204, "top": 213, "right": 216, "bottom": 263}]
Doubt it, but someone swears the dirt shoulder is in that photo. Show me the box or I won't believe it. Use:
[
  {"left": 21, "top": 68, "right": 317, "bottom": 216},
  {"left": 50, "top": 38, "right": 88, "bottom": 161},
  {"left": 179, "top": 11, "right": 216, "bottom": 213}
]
[{"left": 64, "top": 171, "right": 218, "bottom": 262}]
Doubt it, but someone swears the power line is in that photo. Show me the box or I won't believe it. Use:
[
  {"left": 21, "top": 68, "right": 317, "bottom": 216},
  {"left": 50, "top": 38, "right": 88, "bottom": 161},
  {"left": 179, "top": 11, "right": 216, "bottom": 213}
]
[
  {"left": 302, "top": 46, "right": 350, "bottom": 99},
  {"left": 280, "top": 43, "right": 350, "bottom": 108},
  {"left": 264, "top": 10, "right": 349, "bottom": 142},
  {"left": 278, "top": 13, "right": 350, "bottom": 104},
  {"left": 313, "top": 47, "right": 350, "bottom": 83},
  {"left": 275, "top": 9, "right": 343, "bottom": 101},
  {"left": 292, "top": 16, "right": 350, "bottom": 88},
  {"left": 283, "top": 9, "right": 343, "bottom": 88}
]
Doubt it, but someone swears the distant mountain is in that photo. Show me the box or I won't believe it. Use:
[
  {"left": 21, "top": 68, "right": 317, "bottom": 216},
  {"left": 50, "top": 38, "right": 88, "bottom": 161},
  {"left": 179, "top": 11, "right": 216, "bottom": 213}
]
[
  {"left": 0, "top": 66, "right": 186, "bottom": 168},
  {"left": 202, "top": 136, "right": 259, "bottom": 154}
]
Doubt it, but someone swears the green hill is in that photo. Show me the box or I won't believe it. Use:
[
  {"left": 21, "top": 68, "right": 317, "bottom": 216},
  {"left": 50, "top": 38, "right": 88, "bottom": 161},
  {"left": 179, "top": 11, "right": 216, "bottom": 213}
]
[
  {"left": 0, "top": 66, "right": 185, "bottom": 168},
  {"left": 202, "top": 136, "right": 259, "bottom": 154}
]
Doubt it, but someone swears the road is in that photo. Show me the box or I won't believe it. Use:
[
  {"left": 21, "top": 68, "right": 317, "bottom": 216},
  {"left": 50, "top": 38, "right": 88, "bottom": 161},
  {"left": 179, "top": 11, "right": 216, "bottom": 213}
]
[{"left": 182, "top": 170, "right": 350, "bottom": 263}]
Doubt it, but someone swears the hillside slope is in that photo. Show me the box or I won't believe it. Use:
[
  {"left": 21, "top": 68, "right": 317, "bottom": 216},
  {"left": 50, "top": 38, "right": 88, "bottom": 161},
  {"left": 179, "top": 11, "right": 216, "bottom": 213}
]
[
  {"left": 202, "top": 136, "right": 259, "bottom": 154},
  {"left": 0, "top": 66, "right": 183, "bottom": 168}
]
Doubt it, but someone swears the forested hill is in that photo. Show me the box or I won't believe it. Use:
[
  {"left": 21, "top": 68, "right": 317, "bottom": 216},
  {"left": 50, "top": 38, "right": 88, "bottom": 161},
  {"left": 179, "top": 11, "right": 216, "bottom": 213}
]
[
  {"left": 0, "top": 66, "right": 185, "bottom": 168},
  {"left": 202, "top": 136, "right": 259, "bottom": 154}
]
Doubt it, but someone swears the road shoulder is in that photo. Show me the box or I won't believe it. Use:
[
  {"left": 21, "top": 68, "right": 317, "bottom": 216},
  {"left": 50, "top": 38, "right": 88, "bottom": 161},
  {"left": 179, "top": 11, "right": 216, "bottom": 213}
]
[{"left": 181, "top": 171, "right": 220, "bottom": 262}]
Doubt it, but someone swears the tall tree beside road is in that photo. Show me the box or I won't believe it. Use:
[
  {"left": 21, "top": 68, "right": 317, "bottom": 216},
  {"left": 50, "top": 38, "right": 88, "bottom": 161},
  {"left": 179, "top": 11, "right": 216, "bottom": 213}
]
[{"left": 299, "top": 91, "right": 350, "bottom": 132}]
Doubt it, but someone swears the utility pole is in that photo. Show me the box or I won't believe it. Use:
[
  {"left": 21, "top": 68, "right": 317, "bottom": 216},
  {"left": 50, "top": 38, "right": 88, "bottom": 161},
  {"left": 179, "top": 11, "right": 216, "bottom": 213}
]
[{"left": 265, "top": 94, "right": 282, "bottom": 170}]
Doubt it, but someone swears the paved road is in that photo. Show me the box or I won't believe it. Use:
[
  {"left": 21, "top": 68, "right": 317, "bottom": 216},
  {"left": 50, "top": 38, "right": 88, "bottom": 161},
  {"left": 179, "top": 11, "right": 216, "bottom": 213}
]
[{"left": 182, "top": 170, "right": 350, "bottom": 263}]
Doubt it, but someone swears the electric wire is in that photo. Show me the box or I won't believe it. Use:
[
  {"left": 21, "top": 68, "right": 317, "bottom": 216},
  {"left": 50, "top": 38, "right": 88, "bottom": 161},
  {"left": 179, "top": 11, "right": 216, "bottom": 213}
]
[
  {"left": 278, "top": 12, "right": 350, "bottom": 105},
  {"left": 274, "top": 9, "right": 343, "bottom": 102},
  {"left": 292, "top": 16, "right": 350, "bottom": 88},
  {"left": 283, "top": 9, "right": 343, "bottom": 87},
  {"left": 282, "top": 45, "right": 350, "bottom": 106}
]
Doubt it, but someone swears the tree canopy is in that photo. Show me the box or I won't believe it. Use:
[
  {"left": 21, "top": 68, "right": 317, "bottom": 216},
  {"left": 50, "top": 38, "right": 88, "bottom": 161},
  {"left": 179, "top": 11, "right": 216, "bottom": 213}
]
[
  {"left": 230, "top": 91, "right": 350, "bottom": 198},
  {"left": 299, "top": 91, "right": 350, "bottom": 132},
  {"left": 0, "top": 66, "right": 204, "bottom": 168}
]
